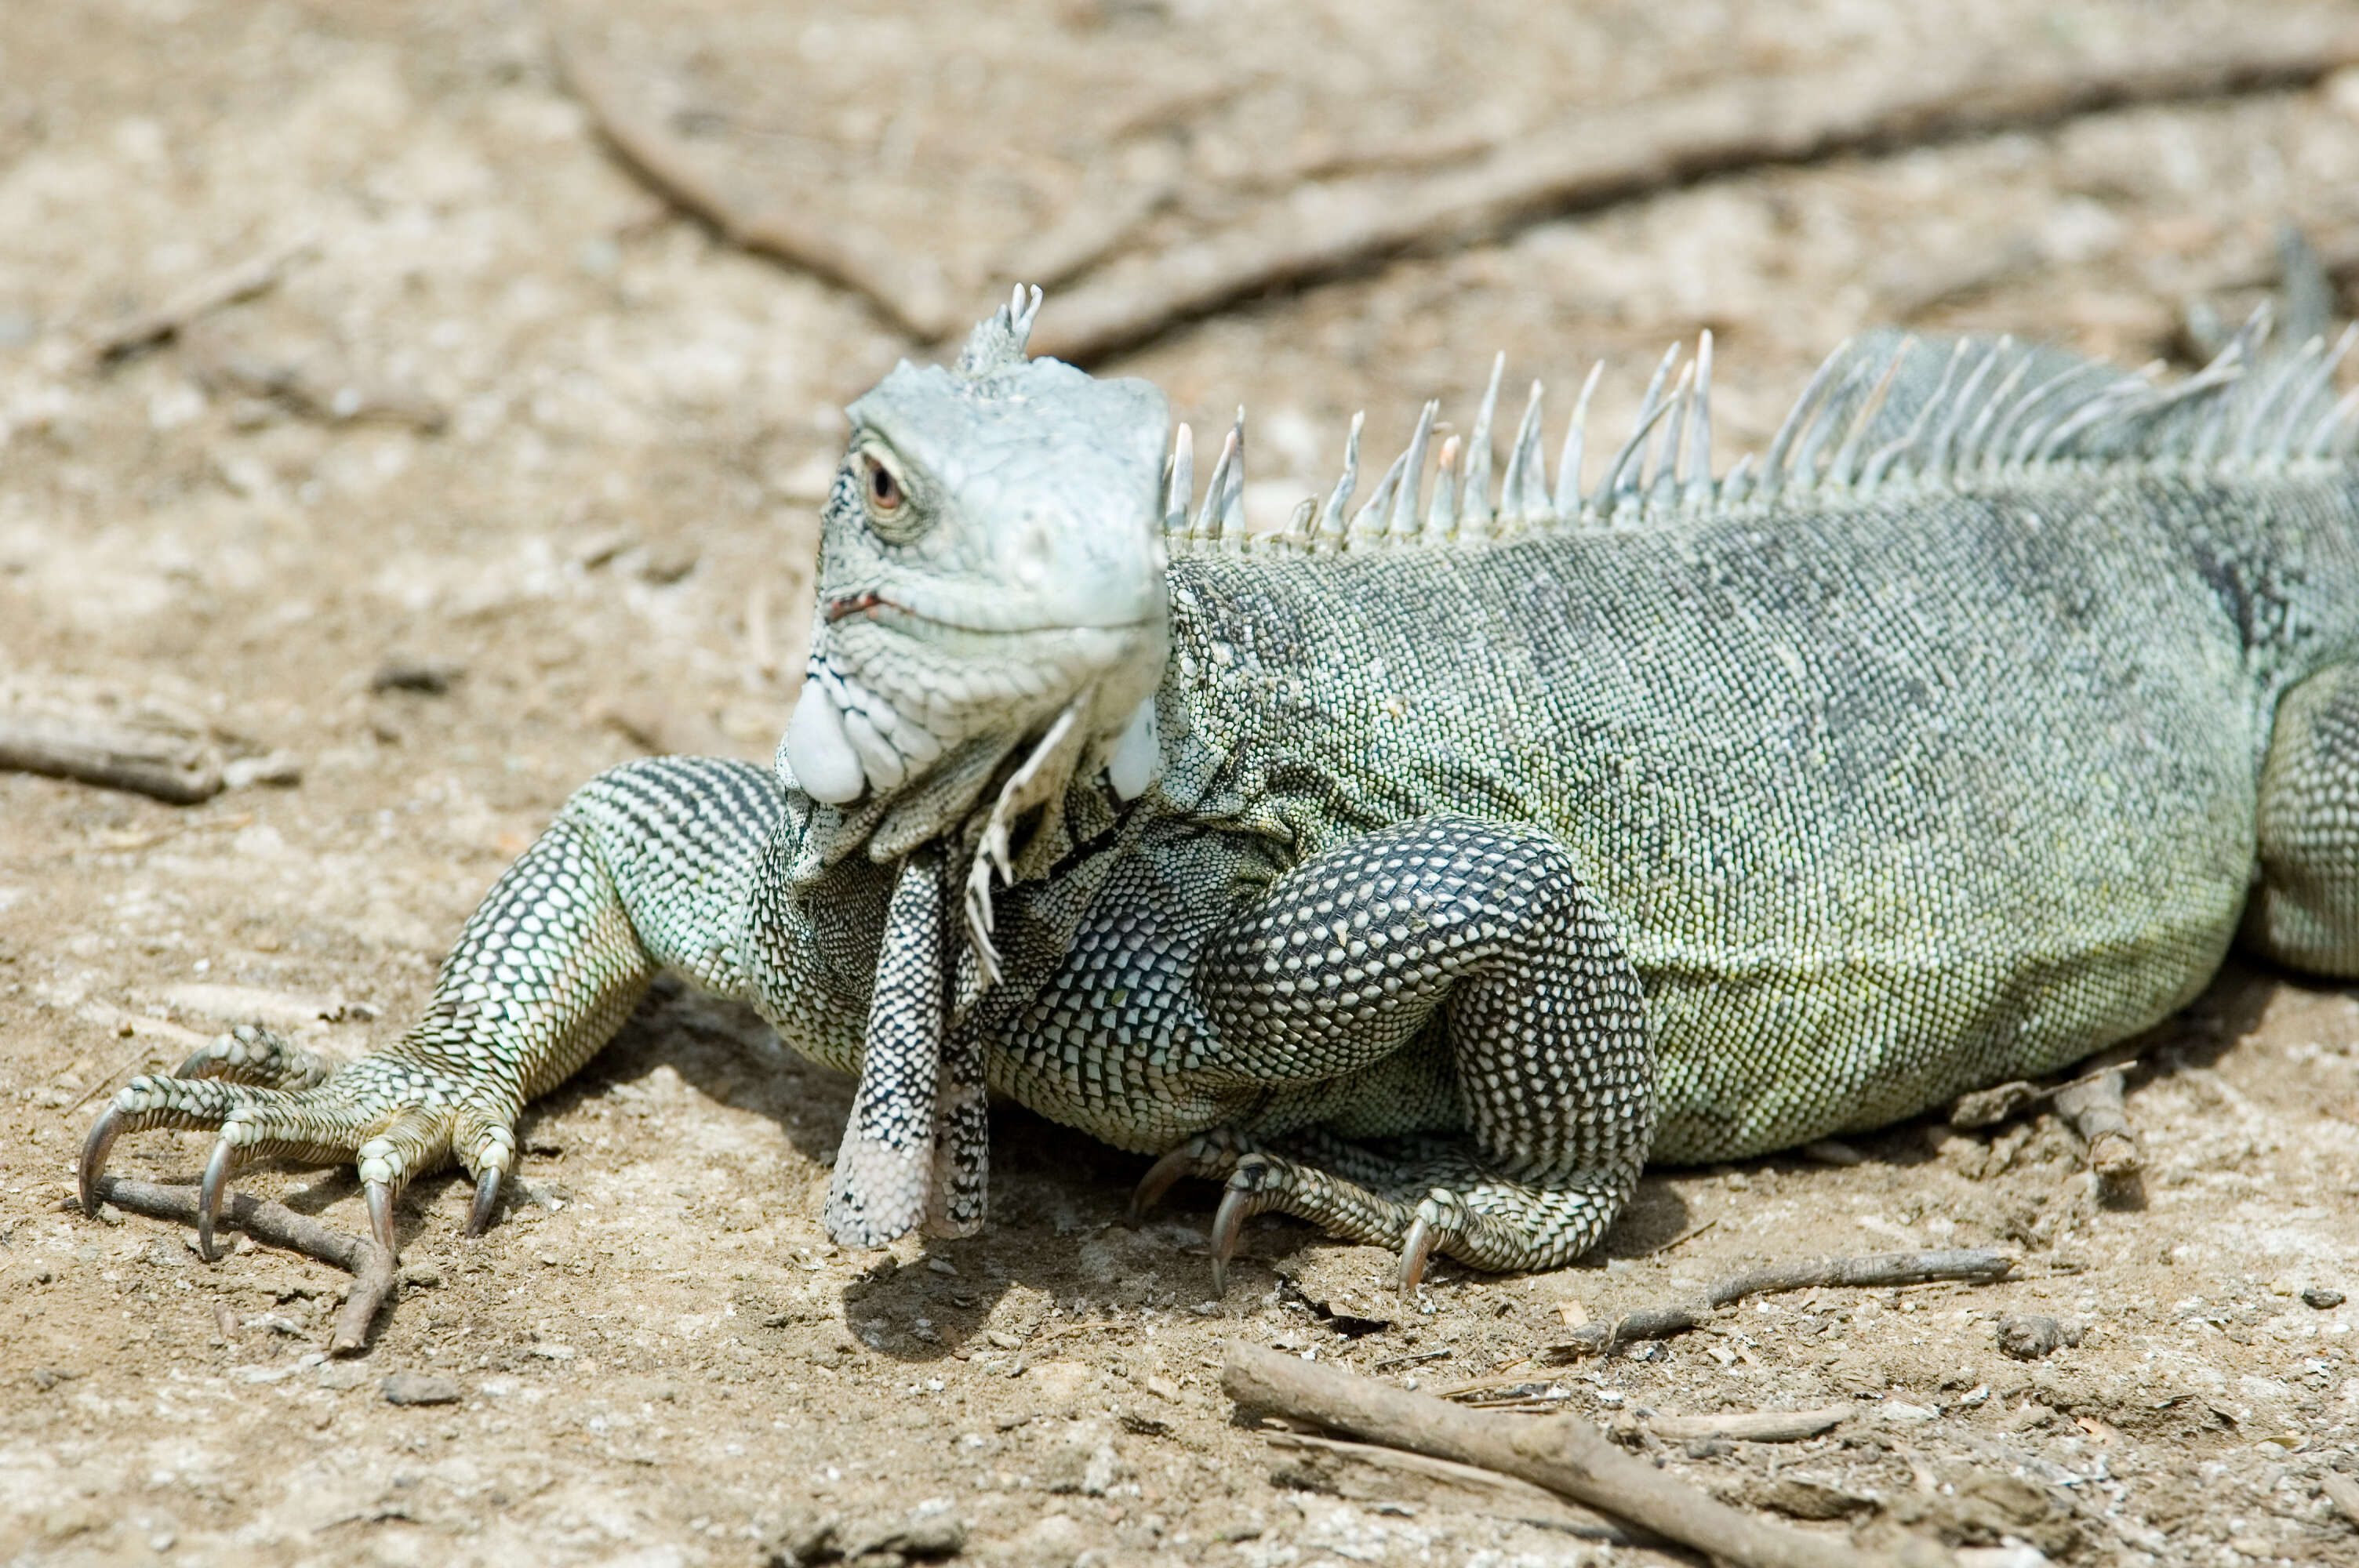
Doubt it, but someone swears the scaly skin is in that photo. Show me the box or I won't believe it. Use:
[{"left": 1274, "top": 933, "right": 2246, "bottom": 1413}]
[{"left": 81, "top": 287, "right": 2359, "bottom": 1290}]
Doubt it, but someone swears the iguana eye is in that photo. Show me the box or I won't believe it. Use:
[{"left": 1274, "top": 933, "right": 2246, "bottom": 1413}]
[
  {"left": 865, "top": 456, "right": 903, "bottom": 513},
  {"left": 854, "top": 448, "right": 927, "bottom": 543}
]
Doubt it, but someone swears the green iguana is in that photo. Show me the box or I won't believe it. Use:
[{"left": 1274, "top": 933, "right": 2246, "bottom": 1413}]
[{"left": 81, "top": 278, "right": 2359, "bottom": 1290}]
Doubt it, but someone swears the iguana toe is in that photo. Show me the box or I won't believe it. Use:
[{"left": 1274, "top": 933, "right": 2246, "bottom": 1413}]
[{"left": 78, "top": 1051, "right": 522, "bottom": 1260}]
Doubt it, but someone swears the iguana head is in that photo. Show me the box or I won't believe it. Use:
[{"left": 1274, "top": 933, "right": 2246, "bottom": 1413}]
[{"left": 783, "top": 288, "right": 1172, "bottom": 866}]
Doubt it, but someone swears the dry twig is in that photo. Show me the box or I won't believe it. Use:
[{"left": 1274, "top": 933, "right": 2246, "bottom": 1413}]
[
  {"left": 2052, "top": 1064, "right": 2143, "bottom": 1183},
  {"left": 1265, "top": 1431, "right": 1648, "bottom": 1543},
  {"left": 554, "top": 34, "right": 955, "bottom": 339},
  {"left": 1642, "top": 1406, "right": 1849, "bottom": 1443},
  {"left": 1030, "top": 13, "right": 2359, "bottom": 361},
  {"left": 1224, "top": 1343, "right": 1952, "bottom": 1568},
  {"left": 0, "top": 712, "right": 224, "bottom": 804},
  {"left": 1950, "top": 1048, "right": 2145, "bottom": 1192},
  {"left": 88, "top": 238, "right": 309, "bottom": 365},
  {"left": 88, "top": 1176, "right": 396, "bottom": 1353},
  {"left": 1546, "top": 1248, "right": 2015, "bottom": 1359}
]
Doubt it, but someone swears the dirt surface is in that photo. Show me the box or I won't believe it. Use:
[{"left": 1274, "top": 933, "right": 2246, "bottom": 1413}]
[{"left": 5, "top": 2, "right": 2359, "bottom": 1565}]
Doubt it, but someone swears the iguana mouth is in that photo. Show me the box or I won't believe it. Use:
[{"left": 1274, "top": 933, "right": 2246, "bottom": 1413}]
[{"left": 824, "top": 591, "right": 1154, "bottom": 637}]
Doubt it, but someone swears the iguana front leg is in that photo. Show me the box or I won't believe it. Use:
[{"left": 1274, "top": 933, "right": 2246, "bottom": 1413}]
[
  {"left": 79, "top": 756, "right": 814, "bottom": 1254},
  {"left": 1136, "top": 816, "right": 1655, "bottom": 1284}
]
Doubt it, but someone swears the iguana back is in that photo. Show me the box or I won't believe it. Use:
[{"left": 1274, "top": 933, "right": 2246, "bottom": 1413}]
[{"left": 1161, "top": 459, "right": 2359, "bottom": 1161}]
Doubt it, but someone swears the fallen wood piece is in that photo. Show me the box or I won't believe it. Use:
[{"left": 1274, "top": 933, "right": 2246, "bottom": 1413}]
[
  {"left": 1947, "top": 1049, "right": 2145, "bottom": 1192},
  {"left": 1547, "top": 1248, "right": 2015, "bottom": 1359},
  {"left": 0, "top": 712, "right": 223, "bottom": 804},
  {"left": 1265, "top": 1431, "right": 1651, "bottom": 1544},
  {"left": 1641, "top": 1406, "right": 1849, "bottom": 1443},
  {"left": 1224, "top": 1343, "right": 1951, "bottom": 1568},
  {"left": 1029, "top": 13, "right": 2359, "bottom": 361},
  {"left": 554, "top": 35, "right": 954, "bottom": 341},
  {"left": 88, "top": 1176, "right": 394, "bottom": 1353},
  {"left": 2051, "top": 1065, "right": 2143, "bottom": 1182},
  {"left": 88, "top": 238, "right": 309, "bottom": 365}
]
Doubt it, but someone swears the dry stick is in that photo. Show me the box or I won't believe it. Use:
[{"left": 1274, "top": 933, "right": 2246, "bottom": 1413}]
[
  {"left": 1264, "top": 1431, "right": 1649, "bottom": 1544},
  {"left": 1224, "top": 1343, "right": 1952, "bottom": 1568},
  {"left": 2051, "top": 1065, "right": 2143, "bottom": 1181},
  {"left": 0, "top": 713, "right": 224, "bottom": 804},
  {"left": 1030, "top": 13, "right": 2359, "bottom": 363},
  {"left": 553, "top": 35, "right": 955, "bottom": 341},
  {"left": 1547, "top": 1247, "right": 2015, "bottom": 1360},
  {"left": 88, "top": 238, "right": 308, "bottom": 365},
  {"left": 89, "top": 1176, "right": 395, "bottom": 1354},
  {"left": 1643, "top": 1406, "right": 1848, "bottom": 1443}
]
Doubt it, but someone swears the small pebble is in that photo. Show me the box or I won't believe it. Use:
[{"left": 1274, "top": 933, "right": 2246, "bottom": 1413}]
[
  {"left": 1997, "top": 1314, "right": 2063, "bottom": 1360},
  {"left": 380, "top": 1372, "right": 462, "bottom": 1406},
  {"left": 2303, "top": 1286, "right": 2346, "bottom": 1310}
]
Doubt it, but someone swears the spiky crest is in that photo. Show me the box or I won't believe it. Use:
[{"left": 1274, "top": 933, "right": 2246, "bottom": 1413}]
[{"left": 1156, "top": 303, "right": 2358, "bottom": 559}]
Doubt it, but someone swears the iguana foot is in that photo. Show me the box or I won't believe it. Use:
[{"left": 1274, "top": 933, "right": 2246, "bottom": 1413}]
[
  {"left": 1136, "top": 1127, "right": 1632, "bottom": 1291},
  {"left": 81, "top": 1033, "right": 518, "bottom": 1261}
]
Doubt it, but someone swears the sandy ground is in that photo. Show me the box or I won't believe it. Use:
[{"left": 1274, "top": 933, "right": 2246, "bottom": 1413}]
[{"left": 4, "top": 2, "right": 2359, "bottom": 1564}]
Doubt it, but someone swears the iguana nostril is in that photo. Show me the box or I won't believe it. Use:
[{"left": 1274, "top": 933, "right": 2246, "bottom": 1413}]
[{"left": 1008, "top": 517, "right": 1052, "bottom": 586}]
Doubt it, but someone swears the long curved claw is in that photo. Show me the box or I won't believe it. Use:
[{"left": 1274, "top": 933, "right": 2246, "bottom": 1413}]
[
  {"left": 1394, "top": 1214, "right": 1438, "bottom": 1290},
  {"left": 79, "top": 1106, "right": 123, "bottom": 1216},
  {"left": 1209, "top": 1183, "right": 1256, "bottom": 1298},
  {"left": 196, "top": 1138, "right": 238, "bottom": 1262},
  {"left": 365, "top": 1181, "right": 397, "bottom": 1255},
  {"left": 466, "top": 1167, "right": 503, "bottom": 1236},
  {"left": 1129, "top": 1146, "right": 1196, "bottom": 1224}
]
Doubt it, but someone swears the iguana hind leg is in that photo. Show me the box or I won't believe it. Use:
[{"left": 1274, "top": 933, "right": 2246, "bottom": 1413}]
[
  {"left": 1167, "top": 816, "right": 1653, "bottom": 1283},
  {"left": 2246, "top": 665, "right": 2359, "bottom": 976},
  {"left": 80, "top": 756, "right": 786, "bottom": 1255}
]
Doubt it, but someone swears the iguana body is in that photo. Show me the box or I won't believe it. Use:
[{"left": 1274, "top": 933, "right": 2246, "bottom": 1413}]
[{"left": 82, "top": 289, "right": 2359, "bottom": 1284}]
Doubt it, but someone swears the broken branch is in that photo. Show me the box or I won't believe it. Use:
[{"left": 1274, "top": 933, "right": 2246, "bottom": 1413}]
[
  {"left": 2051, "top": 1064, "right": 2143, "bottom": 1181},
  {"left": 554, "top": 34, "right": 955, "bottom": 340},
  {"left": 88, "top": 238, "right": 309, "bottom": 365},
  {"left": 1547, "top": 1248, "right": 2015, "bottom": 1359},
  {"left": 1030, "top": 13, "right": 2359, "bottom": 361},
  {"left": 1225, "top": 1343, "right": 1950, "bottom": 1568},
  {"left": 1265, "top": 1431, "right": 1649, "bottom": 1544},
  {"left": 1642, "top": 1406, "right": 1849, "bottom": 1443},
  {"left": 0, "top": 712, "right": 224, "bottom": 804},
  {"left": 87, "top": 1176, "right": 394, "bottom": 1353}
]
